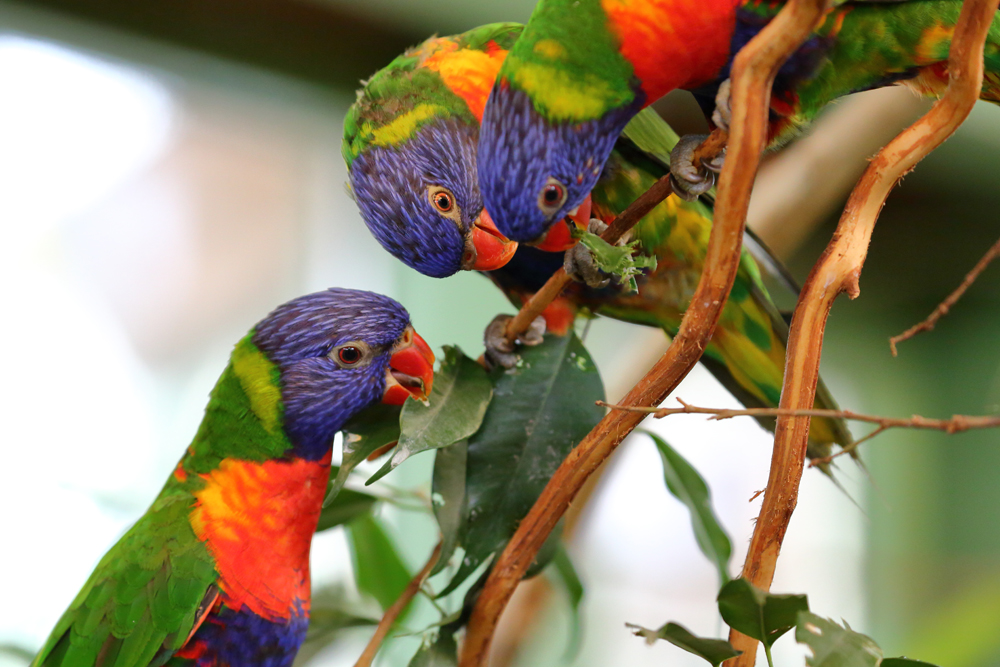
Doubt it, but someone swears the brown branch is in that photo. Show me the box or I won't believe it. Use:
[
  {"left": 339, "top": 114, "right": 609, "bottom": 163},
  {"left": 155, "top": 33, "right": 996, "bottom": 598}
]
[
  {"left": 890, "top": 233, "right": 1000, "bottom": 356},
  {"left": 353, "top": 542, "right": 441, "bottom": 667},
  {"left": 727, "top": 0, "right": 997, "bottom": 663},
  {"left": 459, "top": 0, "right": 828, "bottom": 662}
]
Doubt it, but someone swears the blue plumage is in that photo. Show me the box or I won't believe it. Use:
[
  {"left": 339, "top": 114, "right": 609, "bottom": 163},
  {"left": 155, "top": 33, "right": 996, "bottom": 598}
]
[
  {"left": 349, "top": 119, "right": 482, "bottom": 278},
  {"left": 252, "top": 288, "right": 411, "bottom": 460},
  {"left": 478, "top": 85, "right": 643, "bottom": 243}
]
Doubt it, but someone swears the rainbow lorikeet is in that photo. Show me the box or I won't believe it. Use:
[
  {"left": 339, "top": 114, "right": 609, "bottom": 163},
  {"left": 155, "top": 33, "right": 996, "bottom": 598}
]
[
  {"left": 476, "top": 0, "right": 1000, "bottom": 241},
  {"left": 31, "top": 288, "right": 435, "bottom": 667},
  {"left": 343, "top": 24, "right": 852, "bottom": 461}
]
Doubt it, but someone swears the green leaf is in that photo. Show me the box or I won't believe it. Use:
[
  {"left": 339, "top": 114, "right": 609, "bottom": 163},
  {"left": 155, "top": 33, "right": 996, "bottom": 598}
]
[
  {"left": 430, "top": 439, "right": 468, "bottom": 576},
  {"left": 574, "top": 228, "right": 657, "bottom": 292},
  {"left": 646, "top": 431, "right": 732, "bottom": 585},
  {"left": 440, "top": 332, "right": 604, "bottom": 595},
  {"left": 551, "top": 546, "right": 585, "bottom": 660},
  {"left": 626, "top": 622, "right": 741, "bottom": 667},
  {"left": 368, "top": 347, "right": 490, "bottom": 485},
  {"left": 408, "top": 630, "right": 458, "bottom": 667},
  {"left": 795, "top": 612, "right": 883, "bottom": 667},
  {"left": 324, "top": 403, "right": 401, "bottom": 505},
  {"left": 880, "top": 660, "right": 940, "bottom": 667},
  {"left": 347, "top": 514, "right": 411, "bottom": 612},
  {"left": 718, "top": 579, "right": 808, "bottom": 648},
  {"left": 316, "top": 480, "right": 378, "bottom": 532}
]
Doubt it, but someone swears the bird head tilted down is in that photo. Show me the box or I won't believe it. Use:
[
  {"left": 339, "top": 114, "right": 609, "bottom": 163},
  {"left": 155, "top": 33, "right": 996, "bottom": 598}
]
[
  {"left": 343, "top": 23, "right": 596, "bottom": 279},
  {"left": 476, "top": 0, "right": 735, "bottom": 244}
]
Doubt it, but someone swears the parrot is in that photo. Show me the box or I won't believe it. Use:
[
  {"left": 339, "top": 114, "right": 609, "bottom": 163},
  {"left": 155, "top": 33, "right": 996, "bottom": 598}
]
[
  {"left": 343, "top": 24, "right": 853, "bottom": 463},
  {"left": 31, "top": 288, "right": 435, "bottom": 667},
  {"left": 476, "top": 0, "right": 1000, "bottom": 242}
]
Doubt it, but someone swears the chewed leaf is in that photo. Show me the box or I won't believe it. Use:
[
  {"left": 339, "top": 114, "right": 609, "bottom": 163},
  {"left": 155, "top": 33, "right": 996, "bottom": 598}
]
[
  {"left": 325, "top": 403, "right": 401, "bottom": 506},
  {"left": 626, "top": 621, "right": 740, "bottom": 666},
  {"left": 574, "top": 228, "right": 657, "bottom": 292},
  {"left": 367, "top": 346, "right": 491, "bottom": 485},
  {"left": 795, "top": 612, "right": 882, "bottom": 667},
  {"left": 718, "top": 579, "right": 808, "bottom": 648},
  {"left": 646, "top": 431, "right": 732, "bottom": 586}
]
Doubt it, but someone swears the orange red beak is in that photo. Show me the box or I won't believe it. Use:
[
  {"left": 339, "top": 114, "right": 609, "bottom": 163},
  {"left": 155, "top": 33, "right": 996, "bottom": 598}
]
[
  {"left": 464, "top": 208, "right": 518, "bottom": 271},
  {"left": 531, "top": 193, "right": 593, "bottom": 252},
  {"left": 383, "top": 328, "right": 435, "bottom": 405}
]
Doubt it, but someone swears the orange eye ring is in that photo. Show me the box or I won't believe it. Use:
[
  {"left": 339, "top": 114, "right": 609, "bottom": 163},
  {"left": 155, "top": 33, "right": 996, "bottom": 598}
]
[
  {"left": 541, "top": 184, "right": 564, "bottom": 206},
  {"left": 338, "top": 346, "right": 361, "bottom": 365},
  {"left": 432, "top": 192, "right": 453, "bottom": 212}
]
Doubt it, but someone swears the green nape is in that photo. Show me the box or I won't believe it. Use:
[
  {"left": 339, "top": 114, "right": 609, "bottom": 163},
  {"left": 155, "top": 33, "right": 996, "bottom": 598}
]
[
  {"left": 342, "top": 22, "right": 523, "bottom": 167},
  {"left": 498, "top": 0, "right": 635, "bottom": 122},
  {"left": 182, "top": 334, "right": 292, "bottom": 475}
]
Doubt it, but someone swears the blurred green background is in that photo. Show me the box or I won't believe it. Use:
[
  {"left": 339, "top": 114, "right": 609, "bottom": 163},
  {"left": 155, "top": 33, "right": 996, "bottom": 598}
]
[{"left": 1, "top": 0, "right": 999, "bottom": 665}]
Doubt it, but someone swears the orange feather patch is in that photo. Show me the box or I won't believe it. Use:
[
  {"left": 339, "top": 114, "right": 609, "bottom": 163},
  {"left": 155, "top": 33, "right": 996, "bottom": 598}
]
[
  {"left": 423, "top": 40, "right": 509, "bottom": 122},
  {"left": 189, "top": 453, "right": 332, "bottom": 621},
  {"left": 602, "top": 0, "right": 739, "bottom": 100}
]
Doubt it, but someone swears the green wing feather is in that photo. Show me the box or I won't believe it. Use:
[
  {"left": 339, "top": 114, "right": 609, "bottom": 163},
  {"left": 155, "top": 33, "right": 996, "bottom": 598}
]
[{"left": 32, "top": 490, "right": 218, "bottom": 667}]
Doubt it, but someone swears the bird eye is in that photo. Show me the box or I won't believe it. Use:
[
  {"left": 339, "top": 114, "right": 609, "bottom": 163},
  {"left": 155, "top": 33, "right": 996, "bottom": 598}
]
[
  {"left": 338, "top": 347, "right": 361, "bottom": 364},
  {"left": 537, "top": 178, "right": 568, "bottom": 215},
  {"left": 330, "top": 342, "right": 370, "bottom": 368},
  {"left": 433, "top": 192, "right": 453, "bottom": 212},
  {"left": 427, "top": 186, "right": 461, "bottom": 224}
]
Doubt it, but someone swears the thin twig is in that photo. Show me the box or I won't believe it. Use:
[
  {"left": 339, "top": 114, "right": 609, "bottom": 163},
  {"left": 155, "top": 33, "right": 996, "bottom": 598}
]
[
  {"left": 890, "top": 233, "right": 1000, "bottom": 355},
  {"left": 597, "top": 398, "right": 1000, "bottom": 432},
  {"left": 353, "top": 542, "right": 442, "bottom": 667},
  {"left": 459, "top": 0, "right": 824, "bottom": 660},
  {"left": 597, "top": 399, "right": 1000, "bottom": 463},
  {"left": 727, "top": 0, "right": 998, "bottom": 663}
]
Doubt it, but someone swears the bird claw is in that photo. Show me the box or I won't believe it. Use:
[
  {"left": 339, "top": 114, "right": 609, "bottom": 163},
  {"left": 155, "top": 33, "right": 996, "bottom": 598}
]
[
  {"left": 669, "top": 135, "right": 717, "bottom": 202},
  {"left": 712, "top": 79, "right": 732, "bottom": 133},
  {"left": 564, "top": 219, "right": 612, "bottom": 289},
  {"left": 484, "top": 313, "right": 546, "bottom": 370}
]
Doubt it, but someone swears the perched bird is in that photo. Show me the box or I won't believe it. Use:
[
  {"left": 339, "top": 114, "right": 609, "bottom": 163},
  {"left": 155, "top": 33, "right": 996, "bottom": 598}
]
[
  {"left": 477, "top": 0, "right": 1000, "bottom": 241},
  {"left": 31, "top": 288, "right": 434, "bottom": 667},
  {"left": 344, "top": 25, "right": 852, "bottom": 460}
]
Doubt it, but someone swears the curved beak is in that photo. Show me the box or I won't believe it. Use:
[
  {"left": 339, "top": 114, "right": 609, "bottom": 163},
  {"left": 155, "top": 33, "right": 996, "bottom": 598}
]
[
  {"left": 383, "top": 328, "right": 436, "bottom": 405},
  {"left": 463, "top": 208, "right": 518, "bottom": 271},
  {"left": 531, "top": 193, "right": 593, "bottom": 252}
]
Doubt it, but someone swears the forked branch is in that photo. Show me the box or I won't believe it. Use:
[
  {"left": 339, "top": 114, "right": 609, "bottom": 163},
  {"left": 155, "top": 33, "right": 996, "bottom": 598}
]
[
  {"left": 727, "top": 0, "right": 999, "bottom": 663},
  {"left": 459, "top": 0, "right": 831, "bottom": 662}
]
